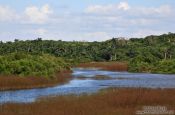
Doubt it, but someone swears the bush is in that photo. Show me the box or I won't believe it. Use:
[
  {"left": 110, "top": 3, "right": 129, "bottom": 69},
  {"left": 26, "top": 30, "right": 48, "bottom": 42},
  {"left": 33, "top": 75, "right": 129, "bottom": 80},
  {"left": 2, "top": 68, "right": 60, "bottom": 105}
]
[
  {"left": 154, "top": 60, "right": 175, "bottom": 74},
  {"left": 0, "top": 53, "right": 71, "bottom": 77}
]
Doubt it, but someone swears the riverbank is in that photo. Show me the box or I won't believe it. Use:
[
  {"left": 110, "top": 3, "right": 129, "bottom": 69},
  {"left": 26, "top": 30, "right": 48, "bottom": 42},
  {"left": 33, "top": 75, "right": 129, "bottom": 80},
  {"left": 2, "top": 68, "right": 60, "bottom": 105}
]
[
  {"left": 1, "top": 61, "right": 175, "bottom": 91},
  {"left": 0, "top": 70, "right": 72, "bottom": 91},
  {"left": 77, "top": 61, "right": 175, "bottom": 75},
  {"left": 0, "top": 62, "right": 128, "bottom": 91},
  {"left": 76, "top": 62, "right": 128, "bottom": 71},
  {"left": 0, "top": 53, "right": 73, "bottom": 91},
  {"left": 1, "top": 88, "right": 174, "bottom": 115}
]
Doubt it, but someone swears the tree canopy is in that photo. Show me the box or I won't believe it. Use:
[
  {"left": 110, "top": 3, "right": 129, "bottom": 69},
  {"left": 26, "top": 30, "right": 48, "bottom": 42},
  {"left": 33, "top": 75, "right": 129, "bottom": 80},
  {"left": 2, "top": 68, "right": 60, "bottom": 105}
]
[{"left": 0, "top": 33, "right": 175, "bottom": 74}]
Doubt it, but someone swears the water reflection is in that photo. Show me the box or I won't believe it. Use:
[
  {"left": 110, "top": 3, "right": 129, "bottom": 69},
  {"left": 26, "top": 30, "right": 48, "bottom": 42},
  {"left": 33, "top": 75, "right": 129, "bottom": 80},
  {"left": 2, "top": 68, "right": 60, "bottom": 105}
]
[{"left": 0, "top": 68, "right": 175, "bottom": 103}]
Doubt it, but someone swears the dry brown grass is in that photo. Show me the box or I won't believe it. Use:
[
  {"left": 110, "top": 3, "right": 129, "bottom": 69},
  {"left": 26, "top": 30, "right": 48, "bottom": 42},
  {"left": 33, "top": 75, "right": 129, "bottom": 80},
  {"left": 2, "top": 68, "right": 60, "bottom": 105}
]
[
  {"left": 0, "top": 88, "right": 174, "bottom": 115},
  {"left": 0, "top": 70, "right": 72, "bottom": 91},
  {"left": 77, "top": 62, "right": 128, "bottom": 71}
]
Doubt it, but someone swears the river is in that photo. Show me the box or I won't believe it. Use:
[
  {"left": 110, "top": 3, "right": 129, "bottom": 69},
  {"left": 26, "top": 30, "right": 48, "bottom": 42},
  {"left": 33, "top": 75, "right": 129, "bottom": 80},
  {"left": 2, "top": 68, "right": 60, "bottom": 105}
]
[{"left": 0, "top": 68, "right": 175, "bottom": 104}]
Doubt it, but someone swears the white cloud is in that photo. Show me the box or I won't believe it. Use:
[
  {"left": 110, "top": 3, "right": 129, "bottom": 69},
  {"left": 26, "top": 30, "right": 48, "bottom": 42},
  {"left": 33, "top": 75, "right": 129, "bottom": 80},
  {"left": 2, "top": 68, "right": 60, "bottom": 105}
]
[
  {"left": 24, "top": 4, "right": 53, "bottom": 24},
  {"left": 35, "top": 28, "right": 47, "bottom": 35},
  {"left": 0, "top": 2, "right": 175, "bottom": 41},
  {"left": 84, "top": 2, "right": 175, "bottom": 31},
  {"left": 155, "top": 5, "right": 172, "bottom": 14},
  {"left": 0, "top": 4, "right": 53, "bottom": 24},
  {"left": 0, "top": 5, "right": 18, "bottom": 22},
  {"left": 58, "top": 32, "right": 111, "bottom": 42},
  {"left": 85, "top": 2, "right": 173, "bottom": 18},
  {"left": 85, "top": 2, "right": 130, "bottom": 14},
  {"left": 118, "top": 2, "right": 130, "bottom": 11},
  {"left": 131, "top": 29, "right": 166, "bottom": 38},
  {"left": 85, "top": 5, "right": 112, "bottom": 14},
  {"left": 131, "top": 5, "right": 173, "bottom": 18},
  {"left": 82, "top": 32, "right": 110, "bottom": 41}
]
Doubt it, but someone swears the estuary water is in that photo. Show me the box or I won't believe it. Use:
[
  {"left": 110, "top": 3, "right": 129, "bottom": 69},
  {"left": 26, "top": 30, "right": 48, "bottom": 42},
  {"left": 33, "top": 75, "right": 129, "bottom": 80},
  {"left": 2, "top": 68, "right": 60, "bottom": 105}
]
[{"left": 0, "top": 68, "right": 175, "bottom": 104}]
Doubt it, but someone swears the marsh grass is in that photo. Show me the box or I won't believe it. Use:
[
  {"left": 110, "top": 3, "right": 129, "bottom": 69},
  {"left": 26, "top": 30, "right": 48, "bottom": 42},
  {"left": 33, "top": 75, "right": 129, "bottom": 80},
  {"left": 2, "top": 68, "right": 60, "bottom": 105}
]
[
  {"left": 77, "top": 62, "right": 128, "bottom": 71},
  {"left": 0, "top": 88, "right": 174, "bottom": 115},
  {"left": 0, "top": 70, "right": 72, "bottom": 91}
]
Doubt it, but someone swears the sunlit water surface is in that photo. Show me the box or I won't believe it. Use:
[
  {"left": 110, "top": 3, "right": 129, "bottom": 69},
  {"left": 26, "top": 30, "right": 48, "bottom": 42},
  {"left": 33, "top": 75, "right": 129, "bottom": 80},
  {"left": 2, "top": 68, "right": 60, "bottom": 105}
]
[{"left": 0, "top": 68, "right": 175, "bottom": 103}]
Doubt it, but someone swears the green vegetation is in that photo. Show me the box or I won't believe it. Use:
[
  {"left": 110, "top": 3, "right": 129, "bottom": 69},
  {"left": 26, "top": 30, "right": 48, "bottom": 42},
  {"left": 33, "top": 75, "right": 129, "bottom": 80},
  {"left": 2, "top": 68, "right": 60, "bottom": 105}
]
[
  {"left": 153, "top": 59, "right": 175, "bottom": 74},
  {"left": 0, "top": 53, "right": 70, "bottom": 77},
  {"left": 0, "top": 32, "right": 175, "bottom": 74}
]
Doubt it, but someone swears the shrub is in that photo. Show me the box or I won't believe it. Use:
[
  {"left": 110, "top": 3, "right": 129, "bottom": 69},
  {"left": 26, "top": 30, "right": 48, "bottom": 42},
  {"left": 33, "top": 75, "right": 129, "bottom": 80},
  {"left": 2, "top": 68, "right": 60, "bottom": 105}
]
[{"left": 0, "top": 53, "right": 71, "bottom": 77}]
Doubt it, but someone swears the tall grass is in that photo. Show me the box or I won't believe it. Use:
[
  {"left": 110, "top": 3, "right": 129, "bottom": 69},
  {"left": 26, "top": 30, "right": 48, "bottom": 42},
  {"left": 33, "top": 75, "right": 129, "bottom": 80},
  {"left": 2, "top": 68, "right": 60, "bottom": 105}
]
[
  {"left": 0, "top": 70, "right": 72, "bottom": 91},
  {"left": 0, "top": 88, "right": 174, "bottom": 115},
  {"left": 77, "top": 62, "right": 128, "bottom": 71}
]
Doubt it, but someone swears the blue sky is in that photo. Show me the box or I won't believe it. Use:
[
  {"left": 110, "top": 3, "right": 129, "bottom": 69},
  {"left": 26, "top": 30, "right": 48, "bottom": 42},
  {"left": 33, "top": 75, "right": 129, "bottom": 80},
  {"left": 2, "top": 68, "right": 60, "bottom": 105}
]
[{"left": 0, "top": 0, "right": 175, "bottom": 41}]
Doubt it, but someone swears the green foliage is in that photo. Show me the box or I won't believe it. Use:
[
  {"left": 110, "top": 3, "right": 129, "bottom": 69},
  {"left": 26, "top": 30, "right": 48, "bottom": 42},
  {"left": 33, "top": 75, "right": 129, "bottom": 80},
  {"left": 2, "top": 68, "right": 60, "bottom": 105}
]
[
  {"left": 153, "top": 60, "right": 175, "bottom": 74},
  {"left": 0, "top": 53, "right": 70, "bottom": 77},
  {"left": 0, "top": 33, "right": 175, "bottom": 74}
]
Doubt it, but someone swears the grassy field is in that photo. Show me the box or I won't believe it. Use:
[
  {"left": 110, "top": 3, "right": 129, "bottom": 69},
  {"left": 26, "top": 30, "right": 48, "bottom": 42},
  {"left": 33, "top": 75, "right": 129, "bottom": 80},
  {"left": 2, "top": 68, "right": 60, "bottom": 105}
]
[
  {"left": 0, "top": 88, "right": 174, "bottom": 115},
  {"left": 76, "top": 62, "right": 128, "bottom": 71},
  {"left": 0, "top": 70, "right": 72, "bottom": 91}
]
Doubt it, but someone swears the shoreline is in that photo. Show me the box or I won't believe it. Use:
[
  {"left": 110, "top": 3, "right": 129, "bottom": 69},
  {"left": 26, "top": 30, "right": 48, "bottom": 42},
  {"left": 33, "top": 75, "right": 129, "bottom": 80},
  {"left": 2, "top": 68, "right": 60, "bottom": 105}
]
[
  {"left": 0, "top": 62, "right": 127, "bottom": 91},
  {"left": 1, "top": 88, "right": 174, "bottom": 115},
  {"left": 76, "top": 62, "right": 128, "bottom": 71},
  {"left": 0, "top": 61, "right": 175, "bottom": 91},
  {"left": 0, "top": 70, "right": 72, "bottom": 91},
  {"left": 77, "top": 62, "right": 175, "bottom": 75}
]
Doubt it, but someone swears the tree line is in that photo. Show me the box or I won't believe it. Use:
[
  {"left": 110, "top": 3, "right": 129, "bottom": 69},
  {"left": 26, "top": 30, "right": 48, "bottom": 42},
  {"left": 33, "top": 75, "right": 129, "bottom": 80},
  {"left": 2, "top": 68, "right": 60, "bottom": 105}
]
[{"left": 0, "top": 32, "right": 175, "bottom": 74}]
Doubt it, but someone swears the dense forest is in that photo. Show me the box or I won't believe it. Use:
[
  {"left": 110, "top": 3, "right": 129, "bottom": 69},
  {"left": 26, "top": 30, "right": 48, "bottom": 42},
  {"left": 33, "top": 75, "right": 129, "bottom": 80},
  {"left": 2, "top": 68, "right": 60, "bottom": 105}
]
[{"left": 0, "top": 32, "right": 175, "bottom": 76}]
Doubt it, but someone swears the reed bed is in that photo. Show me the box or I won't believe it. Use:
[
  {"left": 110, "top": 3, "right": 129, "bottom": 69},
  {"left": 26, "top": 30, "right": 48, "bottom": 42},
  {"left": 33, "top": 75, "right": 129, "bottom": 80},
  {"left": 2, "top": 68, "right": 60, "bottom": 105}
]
[
  {"left": 0, "top": 88, "right": 174, "bottom": 115},
  {"left": 0, "top": 70, "right": 72, "bottom": 91},
  {"left": 77, "top": 62, "right": 128, "bottom": 71}
]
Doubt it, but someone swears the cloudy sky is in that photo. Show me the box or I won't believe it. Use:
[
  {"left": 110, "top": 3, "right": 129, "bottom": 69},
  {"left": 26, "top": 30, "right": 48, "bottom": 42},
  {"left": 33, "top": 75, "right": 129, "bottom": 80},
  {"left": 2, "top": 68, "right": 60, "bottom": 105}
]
[{"left": 0, "top": 0, "right": 175, "bottom": 42}]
